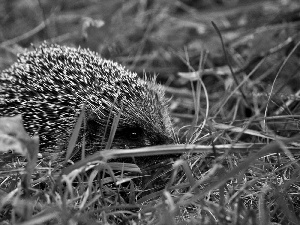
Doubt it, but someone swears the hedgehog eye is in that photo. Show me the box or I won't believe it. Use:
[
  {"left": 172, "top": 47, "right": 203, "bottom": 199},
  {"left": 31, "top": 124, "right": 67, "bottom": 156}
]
[
  {"left": 129, "top": 131, "right": 139, "bottom": 140},
  {"left": 122, "top": 127, "right": 143, "bottom": 141}
]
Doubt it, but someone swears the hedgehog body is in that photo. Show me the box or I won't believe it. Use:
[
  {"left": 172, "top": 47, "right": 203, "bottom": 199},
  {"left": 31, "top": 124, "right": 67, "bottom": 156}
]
[{"left": 0, "top": 43, "right": 174, "bottom": 165}]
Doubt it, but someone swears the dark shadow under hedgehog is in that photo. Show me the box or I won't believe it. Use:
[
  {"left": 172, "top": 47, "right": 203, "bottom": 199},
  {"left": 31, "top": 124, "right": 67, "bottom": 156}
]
[{"left": 0, "top": 43, "right": 175, "bottom": 168}]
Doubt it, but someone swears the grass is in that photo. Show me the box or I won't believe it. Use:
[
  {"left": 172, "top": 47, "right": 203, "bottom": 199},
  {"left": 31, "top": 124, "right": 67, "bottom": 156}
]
[{"left": 1, "top": 0, "right": 300, "bottom": 224}]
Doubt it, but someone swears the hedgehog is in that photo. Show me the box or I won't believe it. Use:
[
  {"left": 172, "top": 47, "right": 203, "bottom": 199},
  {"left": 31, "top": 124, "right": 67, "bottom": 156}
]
[{"left": 0, "top": 43, "right": 174, "bottom": 167}]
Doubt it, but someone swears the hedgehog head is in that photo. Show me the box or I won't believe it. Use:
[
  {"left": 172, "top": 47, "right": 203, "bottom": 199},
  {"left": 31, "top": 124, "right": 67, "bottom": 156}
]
[{"left": 84, "top": 74, "right": 174, "bottom": 151}]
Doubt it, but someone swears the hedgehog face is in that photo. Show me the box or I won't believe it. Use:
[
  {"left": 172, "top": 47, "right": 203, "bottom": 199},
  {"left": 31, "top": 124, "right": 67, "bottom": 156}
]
[
  {"left": 80, "top": 92, "right": 175, "bottom": 167},
  {"left": 82, "top": 114, "right": 174, "bottom": 167},
  {"left": 84, "top": 105, "right": 174, "bottom": 151},
  {"left": 113, "top": 123, "right": 174, "bottom": 148}
]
